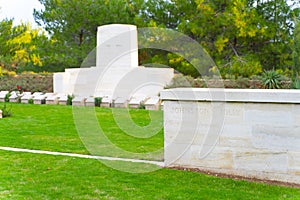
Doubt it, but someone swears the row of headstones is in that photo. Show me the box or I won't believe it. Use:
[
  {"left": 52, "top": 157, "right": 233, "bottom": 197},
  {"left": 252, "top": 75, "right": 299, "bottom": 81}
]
[{"left": 0, "top": 91, "right": 162, "bottom": 110}]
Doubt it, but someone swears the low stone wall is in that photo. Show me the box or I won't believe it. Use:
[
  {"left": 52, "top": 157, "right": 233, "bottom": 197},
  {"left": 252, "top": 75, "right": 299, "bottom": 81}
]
[{"left": 161, "top": 88, "right": 300, "bottom": 184}]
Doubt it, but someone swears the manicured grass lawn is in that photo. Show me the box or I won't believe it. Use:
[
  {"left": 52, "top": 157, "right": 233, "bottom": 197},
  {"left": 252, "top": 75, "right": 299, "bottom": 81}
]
[
  {"left": 0, "top": 103, "right": 163, "bottom": 160},
  {"left": 1, "top": 103, "right": 299, "bottom": 199},
  {"left": 1, "top": 150, "right": 299, "bottom": 200}
]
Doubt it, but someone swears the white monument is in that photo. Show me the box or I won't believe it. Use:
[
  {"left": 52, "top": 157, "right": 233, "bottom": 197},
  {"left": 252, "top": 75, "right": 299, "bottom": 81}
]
[{"left": 54, "top": 24, "right": 174, "bottom": 101}]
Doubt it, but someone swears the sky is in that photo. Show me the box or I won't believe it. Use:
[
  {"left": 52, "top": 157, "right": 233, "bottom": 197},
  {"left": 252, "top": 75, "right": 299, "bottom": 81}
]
[{"left": 0, "top": 0, "right": 43, "bottom": 27}]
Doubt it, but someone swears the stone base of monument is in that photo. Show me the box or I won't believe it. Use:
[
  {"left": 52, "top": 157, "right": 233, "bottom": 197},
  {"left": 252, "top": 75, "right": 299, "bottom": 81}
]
[{"left": 53, "top": 24, "right": 174, "bottom": 105}]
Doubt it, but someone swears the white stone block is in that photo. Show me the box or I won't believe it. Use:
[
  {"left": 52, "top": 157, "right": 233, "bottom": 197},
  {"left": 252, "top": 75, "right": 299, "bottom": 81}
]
[
  {"left": 100, "top": 96, "right": 112, "bottom": 108},
  {"left": 85, "top": 97, "right": 95, "bottom": 107},
  {"left": 114, "top": 97, "right": 128, "bottom": 108},
  {"left": 0, "top": 91, "right": 9, "bottom": 102},
  {"left": 234, "top": 150, "right": 288, "bottom": 173},
  {"left": 129, "top": 95, "right": 147, "bottom": 109},
  {"left": 72, "top": 96, "right": 86, "bottom": 106},
  {"left": 33, "top": 94, "right": 46, "bottom": 105},
  {"left": 252, "top": 125, "right": 300, "bottom": 151},
  {"left": 58, "top": 95, "right": 68, "bottom": 105},
  {"left": 145, "top": 96, "right": 160, "bottom": 110},
  {"left": 161, "top": 88, "right": 300, "bottom": 184},
  {"left": 9, "top": 93, "right": 19, "bottom": 103},
  {"left": 288, "top": 151, "right": 300, "bottom": 174},
  {"left": 21, "top": 93, "right": 33, "bottom": 104},
  {"left": 46, "top": 94, "right": 59, "bottom": 105}
]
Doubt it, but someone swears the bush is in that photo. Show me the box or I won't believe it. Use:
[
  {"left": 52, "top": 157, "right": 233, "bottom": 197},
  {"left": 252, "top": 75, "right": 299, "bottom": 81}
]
[
  {"left": 0, "top": 74, "right": 53, "bottom": 93},
  {"left": 292, "top": 77, "right": 300, "bottom": 89},
  {"left": 5, "top": 93, "right": 11, "bottom": 102},
  {"left": 1, "top": 104, "right": 12, "bottom": 118},
  {"left": 139, "top": 102, "right": 146, "bottom": 109},
  {"left": 28, "top": 99, "right": 34, "bottom": 104},
  {"left": 261, "top": 70, "right": 283, "bottom": 89},
  {"left": 67, "top": 94, "right": 74, "bottom": 105},
  {"left": 165, "top": 74, "right": 194, "bottom": 89},
  {"left": 220, "top": 55, "right": 263, "bottom": 78},
  {"left": 94, "top": 97, "right": 102, "bottom": 107}
]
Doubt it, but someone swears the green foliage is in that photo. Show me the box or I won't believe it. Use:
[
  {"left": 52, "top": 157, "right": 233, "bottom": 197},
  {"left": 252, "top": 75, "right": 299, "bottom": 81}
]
[
  {"left": 0, "top": 74, "right": 53, "bottom": 93},
  {"left": 138, "top": 102, "right": 146, "bottom": 109},
  {"left": 0, "top": 104, "right": 163, "bottom": 157},
  {"left": 293, "top": 20, "right": 300, "bottom": 76},
  {"left": 28, "top": 99, "right": 34, "bottom": 104},
  {"left": 0, "top": 19, "right": 50, "bottom": 71},
  {"left": 292, "top": 77, "right": 300, "bottom": 89},
  {"left": 1, "top": 103, "right": 12, "bottom": 117},
  {"left": 165, "top": 74, "right": 194, "bottom": 89},
  {"left": 94, "top": 97, "right": 102, "bottom": 107},
  {"left": 0, "top": 0, "right": 298, "bottom": 77},
  {"left": 67, "top": 94, "right": 74, "bottom": 105},
  {"left": 221, "top": 55, "right": 263, "bottom": 78},
  {"left": 0, "top": 104, "right": 299, "bottom": 199},
  {"left": 34, "top": 0, "right": 143, "bottom": 69},
  {"left": 4, "top": 93, "right": 11, "bottom": 102},
  {"left": 262, "top": 70, "right": 283, "bottom": 89}
]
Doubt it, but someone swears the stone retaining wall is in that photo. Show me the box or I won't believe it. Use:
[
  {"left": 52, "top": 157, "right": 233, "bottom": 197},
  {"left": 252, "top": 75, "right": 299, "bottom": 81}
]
[{"left": 161, "top": 88, "right": 300, "bottom": 184}]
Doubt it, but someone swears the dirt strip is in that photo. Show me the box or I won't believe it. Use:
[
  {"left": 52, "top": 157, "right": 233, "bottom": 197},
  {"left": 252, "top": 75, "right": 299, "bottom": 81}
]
[{"left": 168, "top": 167, "right": 300, "bottom": 189}]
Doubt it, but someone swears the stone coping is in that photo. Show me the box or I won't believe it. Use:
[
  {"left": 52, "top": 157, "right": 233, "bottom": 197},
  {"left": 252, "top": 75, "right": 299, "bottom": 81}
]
[{"left": 160, "top": 88, "right": 300, "bottom": 104}]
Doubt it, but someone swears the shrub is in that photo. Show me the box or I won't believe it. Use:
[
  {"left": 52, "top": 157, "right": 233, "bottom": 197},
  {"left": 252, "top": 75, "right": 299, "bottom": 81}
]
[
  {"left": 1, "top": 104, "right": 12, "bottom": 118},
  {"left": 221, "top": 55, "right": 263, "bottom": 78},
  {"left": 5, "top": 93, "right": 11, "bottom": 102},
  {"left": 0, "top": 74, "right": 53, "bottom": 93},
  {"left": 67, "top": 94, "right": 74, "bottom": 105},
  {"left": 292, "top": 77, "right": 300, "bottom": 89},
  {"left": 261, "top": 70, "right": 283, "bottom": 89},
  {"left": 139, "top": 102, "right": 146, "bottom": 109},
  {"left": 7, "top": 71, "right": 17, "bottom": 77},
  {"left": 94, "top": 97, "right": 102, "bottom": 107},
  {"left": 28, "top": 99, "right": 34, "bottom": 104},
  {"left": 165, "top": 74, "right": 194, "bottom": 89}
]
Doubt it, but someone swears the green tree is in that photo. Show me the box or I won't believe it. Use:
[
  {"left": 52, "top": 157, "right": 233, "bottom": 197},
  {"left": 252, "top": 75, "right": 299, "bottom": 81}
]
[
  {"left": 34, "top": 0, "right": 144, "bottom": 68},
  {"left": 0, "top": 19, "right": 49, "bottom": 71},
  {"left": 293, "top": 20, "right": 300, "bottom": 76},
  {"left": 165, "top": 0, "right": 299, "bottom": 77}
]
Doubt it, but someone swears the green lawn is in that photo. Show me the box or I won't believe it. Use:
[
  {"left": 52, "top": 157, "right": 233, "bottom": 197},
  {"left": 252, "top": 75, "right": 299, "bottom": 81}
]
[
  {"left": 0, "top": 103, "right": 299, "bottom": 199},
  {"left": 0, "top": 103, "right": 163, "bottom": 159},
  {"left": 0, "top": 150, "right": 299, "bottom": 200}
]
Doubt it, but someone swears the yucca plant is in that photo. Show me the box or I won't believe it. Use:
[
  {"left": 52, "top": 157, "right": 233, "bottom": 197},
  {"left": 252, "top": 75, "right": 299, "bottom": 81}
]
[
  {"left": 1, "top": 104, "right": 12, "bottom": 118},
  {"left": 261, "top": 70, "right": 282, "bottom": 89},
  {"left": 292, "top": 77, "right": 300, "bottom": 89}
]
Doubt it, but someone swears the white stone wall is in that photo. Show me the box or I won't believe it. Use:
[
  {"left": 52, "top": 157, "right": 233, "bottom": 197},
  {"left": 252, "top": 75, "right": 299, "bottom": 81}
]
[{"left": 161, "top": 88, "right": 300, "bottom": 184}]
